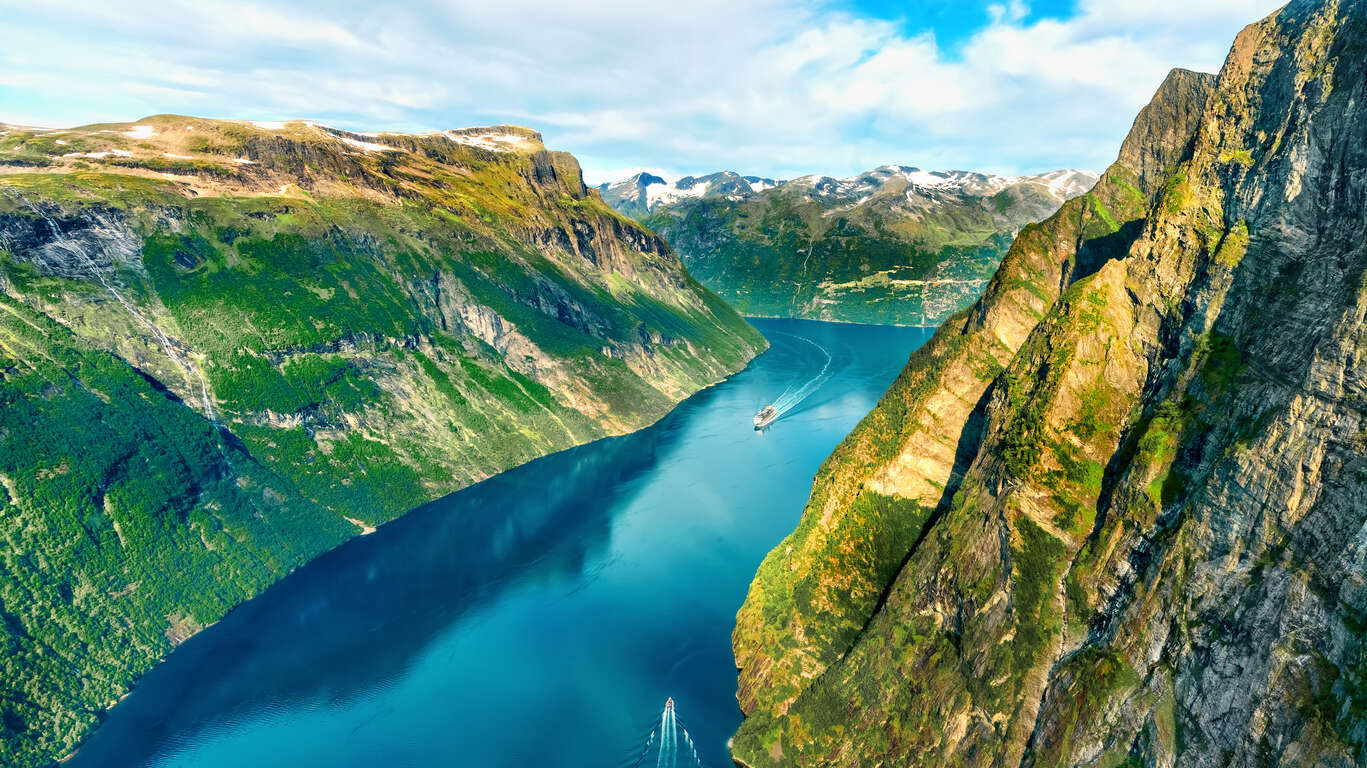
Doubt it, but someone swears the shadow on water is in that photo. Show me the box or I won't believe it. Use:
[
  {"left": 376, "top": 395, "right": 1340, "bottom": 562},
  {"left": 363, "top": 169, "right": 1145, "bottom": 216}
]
[
  {"left": 67, "top": 317, "right": 939, "bottom": 768},
  {"left": 69, "top": 383, "right": 725, "bottom": 768}
]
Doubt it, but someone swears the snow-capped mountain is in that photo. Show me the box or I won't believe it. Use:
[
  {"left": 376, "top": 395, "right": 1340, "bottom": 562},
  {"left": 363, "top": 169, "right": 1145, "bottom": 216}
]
[
  {"left": 600, "top": 166, "right": 1096, "bottom": 217},
  {"left": 600, "top": 164, "right": 1099, "bottom": 326},
  {"left": 785, "top": 165, "right": 1097, "bottom": 203},
  {"left": 598, "top": 171, "right": 784, "bottom": 217}
]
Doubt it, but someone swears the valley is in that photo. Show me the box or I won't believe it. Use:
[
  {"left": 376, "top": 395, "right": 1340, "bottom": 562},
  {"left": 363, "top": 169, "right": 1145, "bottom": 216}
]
[
  {"left": 4, "top": 1, "right": 1365, "bottom": 767},
  {"left": 58, "top": 319, "right": 933, "bottom": 768},
  {"left": 601, "top": 167, "right": 1095, "bottom": 326},
  {"left": 0, "top": 117, "right": 763, "bottom": 765}
]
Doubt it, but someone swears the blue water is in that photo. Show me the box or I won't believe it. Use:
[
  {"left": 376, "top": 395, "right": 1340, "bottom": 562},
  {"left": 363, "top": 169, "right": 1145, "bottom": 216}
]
[{"left": 70, "top": 318, "right": 933, "bottom": 768}]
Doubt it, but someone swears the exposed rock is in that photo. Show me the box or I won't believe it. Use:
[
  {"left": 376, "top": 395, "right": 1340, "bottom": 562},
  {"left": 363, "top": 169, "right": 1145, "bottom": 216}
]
[{"left": 731, "top": 2, "right": 1367, "bottom": 766}]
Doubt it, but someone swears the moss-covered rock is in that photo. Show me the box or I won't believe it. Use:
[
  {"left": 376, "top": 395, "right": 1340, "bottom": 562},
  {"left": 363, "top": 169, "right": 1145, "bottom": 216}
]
[{"left": 732, "top": 1, "right": 1367, "bottom": 765}]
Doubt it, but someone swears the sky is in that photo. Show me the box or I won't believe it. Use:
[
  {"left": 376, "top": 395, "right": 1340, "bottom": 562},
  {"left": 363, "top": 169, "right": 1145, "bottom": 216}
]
[{"left": 0, "top": 0, "right": 1286, "bottom": 183}]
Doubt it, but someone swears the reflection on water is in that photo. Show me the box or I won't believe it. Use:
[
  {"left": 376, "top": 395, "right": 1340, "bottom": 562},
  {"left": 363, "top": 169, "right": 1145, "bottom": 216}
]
[{"left": 71, "top": 319, "right": 934, "bottom": 768}]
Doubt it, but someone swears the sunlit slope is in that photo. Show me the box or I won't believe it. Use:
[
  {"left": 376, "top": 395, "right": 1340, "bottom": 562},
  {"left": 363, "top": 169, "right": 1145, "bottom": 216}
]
[
  {"left": 732, "top": 1, "right": 1367, "bottom": 765},
  {"left": 0, "top": 115, "right": 764, "bottom": 765}
]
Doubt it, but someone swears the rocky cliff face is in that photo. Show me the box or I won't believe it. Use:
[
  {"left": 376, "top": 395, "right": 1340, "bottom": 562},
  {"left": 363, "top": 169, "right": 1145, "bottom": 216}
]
[
  {"left": 731, "top": 1, "right": 1367, "bottom": 766},
  {"left": 0, "top": 116, "right": 763, "bottom": 766},
  {"left": 604, "top": 166, "right": 1096, "bottom": 326}
]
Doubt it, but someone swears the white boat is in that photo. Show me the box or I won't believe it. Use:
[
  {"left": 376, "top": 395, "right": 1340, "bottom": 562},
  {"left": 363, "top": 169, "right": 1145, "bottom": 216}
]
[{"left": 753, "top": 405, "right": 778, "bottom": 429}]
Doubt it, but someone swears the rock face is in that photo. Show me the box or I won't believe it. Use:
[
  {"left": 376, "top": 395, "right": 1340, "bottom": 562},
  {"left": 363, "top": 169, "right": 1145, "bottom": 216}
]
[
  {"left": 731, "top": 1, "right": 1367, "bottom": 766},
  {"left": 0, "top": 117, "right": 764, "bottom": 766},
  {"left": 602, "top": 167, "right": 1096, "bottom": 326}
]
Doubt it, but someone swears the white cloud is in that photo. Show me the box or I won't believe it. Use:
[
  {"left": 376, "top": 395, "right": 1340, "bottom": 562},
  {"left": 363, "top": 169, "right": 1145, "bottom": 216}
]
[
  {"left": 988, "top": 0, "right": 1030, "bottom": 25},
  {"left": 0, "top": 0, "right": 1287, "bottom": 179}
]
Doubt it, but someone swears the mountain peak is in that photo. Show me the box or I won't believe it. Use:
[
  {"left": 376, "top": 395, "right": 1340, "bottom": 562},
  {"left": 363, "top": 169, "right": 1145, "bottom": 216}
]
[
  {"left": 605, "top": 166, "right": 1099, "bottom": 213},
  {"left": 1115, "top": 67, "right": 1218, "bottom": 196}
]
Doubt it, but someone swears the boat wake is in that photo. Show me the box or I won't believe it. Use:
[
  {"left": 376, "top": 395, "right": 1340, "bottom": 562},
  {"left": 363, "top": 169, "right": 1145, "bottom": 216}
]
[
  {"left": 621, "top": 698, "right": 706, "bottom": 768},
  {"left": 754, "top": 332, "right": 833, "bottom": 428}
]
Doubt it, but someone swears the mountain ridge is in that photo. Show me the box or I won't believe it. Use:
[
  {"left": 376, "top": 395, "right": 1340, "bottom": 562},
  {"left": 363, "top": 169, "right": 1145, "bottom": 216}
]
[
  {"left": 599, "top": 166, "right": 1095, "bottom": 217},
  {"left": 729, "top": 0, "right": 1367, "bottom": 763},
  {"left": 0, "top": 114, "right": 764, "bottom": 766},
  {"left": 601, "top": 164, "right": 1097, "bottom": 326}
]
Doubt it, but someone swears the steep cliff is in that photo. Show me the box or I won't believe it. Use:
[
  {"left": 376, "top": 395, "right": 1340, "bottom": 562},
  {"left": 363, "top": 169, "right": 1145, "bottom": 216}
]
[
  {"left": 603, "top": 167, "right": 1095, "bottom": 326},
  {"left": 732, "top": 1, "right": 1367, "bottom": 765},
  {"left": 0, "top": 117, "right": 763, "bottom": 765}
]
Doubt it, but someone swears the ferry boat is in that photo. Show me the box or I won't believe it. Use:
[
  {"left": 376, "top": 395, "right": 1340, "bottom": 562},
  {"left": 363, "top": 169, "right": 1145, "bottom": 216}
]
[{"left": 753, "top": 405, "right": 778, "bottom": 429}]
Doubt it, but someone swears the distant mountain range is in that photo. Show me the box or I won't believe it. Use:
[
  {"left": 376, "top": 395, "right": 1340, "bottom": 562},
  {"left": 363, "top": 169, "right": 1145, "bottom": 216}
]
[
  {"left": 599, "top": 171, "right": 784, "bottom": 217},
  {"left": 600, "top": 166, "right": 1097, "bottom": 325}
]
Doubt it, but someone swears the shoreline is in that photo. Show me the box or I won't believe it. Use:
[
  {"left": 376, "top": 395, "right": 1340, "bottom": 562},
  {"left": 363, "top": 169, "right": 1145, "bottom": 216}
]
[
  {"left": 59, "top": 335, "right": 767, "bottom": 766},
  {"left": 61, "top": 319, "right": 925, "bottom": 768},
  {"left": 742, "top": 313, "right": 936, "bottom": 330}
]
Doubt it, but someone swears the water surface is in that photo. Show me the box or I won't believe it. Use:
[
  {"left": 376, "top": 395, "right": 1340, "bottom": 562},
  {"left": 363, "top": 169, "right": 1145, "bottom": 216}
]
[{"left": 72, "top": 318, "right": 934, "bottom": 768}]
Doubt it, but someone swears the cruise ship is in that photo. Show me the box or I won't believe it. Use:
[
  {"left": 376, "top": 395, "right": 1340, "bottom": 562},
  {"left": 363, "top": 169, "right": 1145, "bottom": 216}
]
[{"left": 753, "top": 405, "right": 778, "bottom": 429}]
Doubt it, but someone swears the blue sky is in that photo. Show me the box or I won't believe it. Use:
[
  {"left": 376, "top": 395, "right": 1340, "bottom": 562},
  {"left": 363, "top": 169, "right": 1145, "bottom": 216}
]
[{"left": 0, "top": 0, "right": 1284, "bottom": 182}]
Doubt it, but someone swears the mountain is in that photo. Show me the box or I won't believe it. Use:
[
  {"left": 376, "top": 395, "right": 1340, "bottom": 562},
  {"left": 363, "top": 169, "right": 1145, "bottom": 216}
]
[
  {"left": 601, "top": 166, "right": 1096, "bottom": 325},
  {"left": 0, "top": 116, "right": 763, "bottom": 765},
  {"left": 731, "top": 1, "right": 1367, "bottom": 766},
  {"left": 598, "top": 170, "right": 784, "bottom": 218}
]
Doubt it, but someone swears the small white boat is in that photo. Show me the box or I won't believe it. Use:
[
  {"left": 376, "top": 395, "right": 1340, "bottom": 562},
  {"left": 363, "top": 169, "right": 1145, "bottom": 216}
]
[{"left": 753, "top": 405, "right": 778, "bottom": 429}]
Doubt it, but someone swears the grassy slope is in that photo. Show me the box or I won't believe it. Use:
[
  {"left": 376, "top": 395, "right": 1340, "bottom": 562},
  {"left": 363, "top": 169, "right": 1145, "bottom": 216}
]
[
  {"left": 638, "top": 182, "right": 1060, "bottom": 326},
  {"left": 0, "top": 295, "right": 352, "bottom": 760},
  {"left": 0, "top": 117, "right": 763, "bottom": 765}
]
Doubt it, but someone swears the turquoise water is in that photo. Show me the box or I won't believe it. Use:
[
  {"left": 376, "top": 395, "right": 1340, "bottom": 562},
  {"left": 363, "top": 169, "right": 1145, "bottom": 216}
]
[{"left": 70, "top": 318, "right": 933, "bottom": 768}]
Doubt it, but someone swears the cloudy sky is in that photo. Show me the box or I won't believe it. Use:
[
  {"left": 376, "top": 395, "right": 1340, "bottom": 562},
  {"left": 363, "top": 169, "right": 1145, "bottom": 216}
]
[{"left": 1, "top": 0, "right": 1284, "bottom": 182}]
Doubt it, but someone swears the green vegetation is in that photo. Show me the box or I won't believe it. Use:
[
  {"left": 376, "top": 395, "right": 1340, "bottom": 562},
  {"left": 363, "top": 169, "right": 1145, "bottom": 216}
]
[
  {"left": 0, "top": 116, "right": 764, "bottom": 766},
  {"left": 750, "top": 489, "right": 931, "bottom": 676},
  {"left": 623, "top": 174, "right": 1084, "bottom": 326},
  {"left": 0, "top": 296, "right": 350, "bottom": 761},
  {"left": 1219, "top": 148, "right": 1256, "bottom": 166},
  {"left": 1029, "top": 647, "right": 1140, "bottom": 768},
  {"left": 1214, "top": 221, "right": 1251, "bottom": 268},
  {"left": 1009, "top": 516, "right": 1068, "bottom": 670},
  {"left": 1194, "top": 331, "right": 1244, "bottom": 397},
  {"left": 1161, "top": 165, "right": 1191, "bottom": 214}
]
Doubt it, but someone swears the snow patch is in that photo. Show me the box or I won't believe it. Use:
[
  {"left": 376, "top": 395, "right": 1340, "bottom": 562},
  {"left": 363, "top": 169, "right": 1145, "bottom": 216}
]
[
  {"left": 445, "top": 130, "right": 532, "bottom": 152},
  {"left": 644, "top": 178, "right": 708, "bottom": 209},
  {"left": 895, "top": 169, "right": 1013, "bottom": 196},
  {"left": 233, "top": 157, "right": 255, "bottom": 165},
  {"left": 339, "top": 136, "right": 402, "bottom": 153},
  {"left": 54, "top": 139, "right": 68, "bottom": 146},
  {"left": 123, "top": 125, "right": 157, "bottom": 139},
  {"left": 163, "top": 152, "right": 192, "bottom": 159},
  {"left": 1038, "top": 169, "right": 1098, "bottom": 200},
  {"left": 613, "top": 165, "right": 1096, "bottom": 211},
  {"left": 251, "top": 121, "right": 288, "bottom": 130}
]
